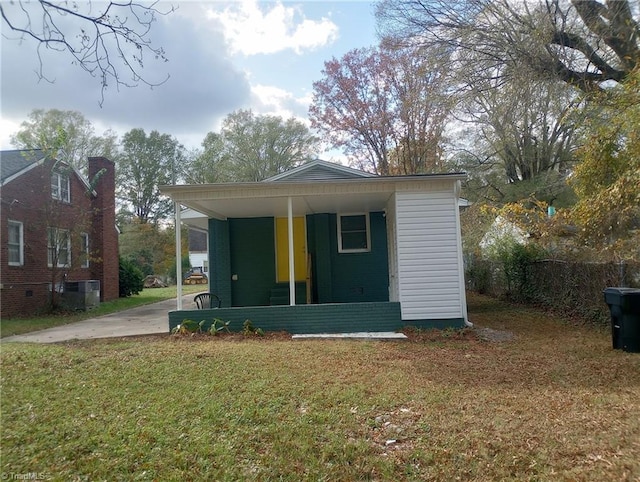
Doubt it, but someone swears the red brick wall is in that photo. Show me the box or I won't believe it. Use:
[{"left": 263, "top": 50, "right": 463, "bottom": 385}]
[
  {"left": 88, "top": 157, "right": 119, "bottom": 302},
  {"left": 1, "top": 156, "right": 119, "bottom": 317}
]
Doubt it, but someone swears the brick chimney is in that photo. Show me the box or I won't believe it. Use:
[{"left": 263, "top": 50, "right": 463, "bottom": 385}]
[{"left": 88, "top": 157, "right": 119, "bottom": 301}]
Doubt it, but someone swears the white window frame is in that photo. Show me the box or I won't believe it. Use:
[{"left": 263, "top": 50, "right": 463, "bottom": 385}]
[
  {"left": 337, "top": 213, "right": 371, "bottom": 253},
  {"left": 51, "top": 171, "right": 70, "bottom": 203},
  {"left": 8, "top": 220, "right": 24, "bottom": 266},
  {"left": 47, "top": 228, "right": 71, "bottom": 268},
  {"left": 80, "top": 232, "right": 90, "bottom": 268}
]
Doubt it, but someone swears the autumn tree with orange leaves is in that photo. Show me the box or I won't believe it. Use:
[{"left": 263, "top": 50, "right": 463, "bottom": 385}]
[{"left": 309, "top": 46, "right": 453, "bottom": 175}]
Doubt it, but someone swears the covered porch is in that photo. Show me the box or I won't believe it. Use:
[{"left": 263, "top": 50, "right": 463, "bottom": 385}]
[{"left": 161, "top": 163, "right": 468, "bottom": 334}]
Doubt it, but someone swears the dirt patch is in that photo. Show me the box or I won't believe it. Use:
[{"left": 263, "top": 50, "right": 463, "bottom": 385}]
[
  {"left": 473, "top": 326, "right": 516, "bottom": 342},
  {"left": 401, "top": 326, "right": 481, "bottom": 343},
  {"left": 168, "top": 331, "right": 293, "bottom": 342},
  {"left": 62, "top": 326, "right": 515, "bottom": 347}
]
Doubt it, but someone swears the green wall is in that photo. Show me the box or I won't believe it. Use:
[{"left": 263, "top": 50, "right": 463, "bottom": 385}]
[
  {"left": 307, "top": 212, "right": 389, "bottom": 303},
  {"left": 209, "top": 212, "right": 390, "bottom": 307},
  {"left": 169, "top": 302, "right": 403, "bottom": 334},
  {"left": 168, "top": 304, "right": 465, "bottom": 334},
  {"left": 208, "top": 218, "right": 231, "bottom": 307},
  {"left": 228, "top": 217, "right": 275, "bottom": 306},
  {"left": 306, "top": 214, "right": 333, "bottom": 303}
]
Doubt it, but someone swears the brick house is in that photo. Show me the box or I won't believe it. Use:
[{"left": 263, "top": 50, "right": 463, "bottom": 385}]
[{"left": 1, "top": 149, "right": 119, "bottom": 318}]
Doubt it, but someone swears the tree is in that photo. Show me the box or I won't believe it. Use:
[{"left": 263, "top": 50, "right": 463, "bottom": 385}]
[
  {"left": 1, "top": 0, "right": 174, "bottom": 103},
  {"left": 10, "top": 109, "right": 118, "bottom": 174},
  {"left": 222, "top": 110, "right": 319, "bottom": 182},
  {"left": 309, "top": 46, "right": 452, "bottom": 175},
  {"left": 452, "top": 77, "right": 582, "bottom": 204},
  {"left": 186, "top": 110, "right": 319, "bottom": 183},
  {"left": 117, "top": 128, "right": 185, "bottom": 223},
  {"left": 118, "top": 219, "right": 186, "bottom": 278},
  {"left": 376, "top": 0, "right": 640, "bottom": 93},
  {"left": 569, "top": 68, "right": 640, "bottom": 258},
  {"left": 183, "top": 133, "right": 232, "bottom": 184},
  {"left": 41, "top": 161, "right": 95, "bottom": 311}
]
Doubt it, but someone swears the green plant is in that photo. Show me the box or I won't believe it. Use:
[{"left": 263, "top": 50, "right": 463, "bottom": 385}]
[
  {"left": 503, "top": 243, "right": 547, "bottom": 300},
  {"left": 209, "top": 318, "right": 231, "bottom": 336},
  {"left": 118, "top": 256, "right": 144, "bottom": 297},
  {"left": 465, "top": 257, "right": 493, "bottom": 294},
  {"left": 484, "top": 236, "right": 546, "bottom": 299},
  {"left": 171, "top": 318, "right": 232, "bottom": 336},
  {"left": 242, "top": 319, "right": 264, "bottom": 336},
  {"left": 171, "top": 319, "right": 200, "bottom": 335}
]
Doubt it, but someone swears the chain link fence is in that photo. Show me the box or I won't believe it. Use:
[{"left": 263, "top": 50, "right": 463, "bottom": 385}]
[{"left": 465, "top": 257, "right": 640, "bottom": 324}]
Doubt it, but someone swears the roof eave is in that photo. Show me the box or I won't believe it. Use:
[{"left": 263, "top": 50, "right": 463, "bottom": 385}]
[{"left": 161, "top": 172, "right": 467, "bottom": 198}]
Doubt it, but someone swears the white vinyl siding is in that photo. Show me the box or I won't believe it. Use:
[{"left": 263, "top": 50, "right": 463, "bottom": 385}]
[{"left": 394, "top": 190, "right": 463, "bottom": 320}]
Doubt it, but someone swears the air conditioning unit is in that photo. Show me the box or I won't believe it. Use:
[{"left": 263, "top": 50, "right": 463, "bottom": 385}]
[{"left": 62, "top": 280, "right": 100, "bottom": 311}]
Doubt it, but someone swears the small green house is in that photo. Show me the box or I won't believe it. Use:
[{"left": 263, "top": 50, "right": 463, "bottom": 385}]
[{"left": 160, "top": 160, "right": 468, "bottom": 334}]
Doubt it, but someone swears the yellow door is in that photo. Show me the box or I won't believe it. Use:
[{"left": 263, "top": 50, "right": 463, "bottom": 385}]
[{"left": 276, "top": 217, "right": 307, "bottom": 282}]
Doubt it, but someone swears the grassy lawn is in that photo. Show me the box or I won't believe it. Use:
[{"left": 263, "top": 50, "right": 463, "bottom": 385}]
[
  {"left": 1, "top": 292, "right": 638, "bottom": 481},
  {"left": 0, "top": 285, "right": 204, "bottom": 338}
]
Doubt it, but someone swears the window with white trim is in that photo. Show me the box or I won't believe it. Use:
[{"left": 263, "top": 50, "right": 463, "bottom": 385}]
[
  {"left": 8, "top": 220, "right": 24, "bottom": 266},
  {"left": 80, "top": 233, "right": 90, "bottom": 268},
  {"left": 337, "top": 213, "right": 371, "bottom": 253},
  {"left": 51, "top": 171, "right": 70, "bottom": 202},
  {"left": 47, "top": 228, "right": 71, "bottom": 267}
]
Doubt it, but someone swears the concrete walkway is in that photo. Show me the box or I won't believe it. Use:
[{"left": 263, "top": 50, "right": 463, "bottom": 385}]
[
  {"left": 1, "top": 294, "right": 197, "bottom": 344},
  {"left": 2, "top": 295, "right": 409, "bottom": 344}
]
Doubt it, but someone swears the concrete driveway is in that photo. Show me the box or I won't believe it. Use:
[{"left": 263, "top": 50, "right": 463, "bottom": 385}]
[{"left": 1, "top": 294, "right": 197, "bottom": 344}]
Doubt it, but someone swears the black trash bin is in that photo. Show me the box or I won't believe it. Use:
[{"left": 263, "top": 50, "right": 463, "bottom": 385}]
[{"left": 603, "top": 288, "right": 640, "bottom": 353}]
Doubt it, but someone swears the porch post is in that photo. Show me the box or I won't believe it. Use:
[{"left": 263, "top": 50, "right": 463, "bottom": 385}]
[
  {"left": 287, "top": 196, "right": 295, "bottom": 306},
  {"left": 175, "top": 202, "right": 183, "bottom": 310}
]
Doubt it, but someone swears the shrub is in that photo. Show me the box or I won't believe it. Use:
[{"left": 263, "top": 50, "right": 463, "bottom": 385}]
[
  {"left": 503, "top": 243, "right": 547, "bottom": 300},
  {"left": 119, "top": 256, "right": 144, "bottom": 297},
  {"left": 465, "top": 259, "right": 493, "bottom": 294}
]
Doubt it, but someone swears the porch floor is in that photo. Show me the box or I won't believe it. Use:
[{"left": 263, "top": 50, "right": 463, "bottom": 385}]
[{"left": 291, "top": 331, "right": 407, "bottom": 340}]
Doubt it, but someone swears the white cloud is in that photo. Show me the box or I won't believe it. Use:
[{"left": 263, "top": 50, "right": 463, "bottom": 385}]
[
  {"left": 208, "top": 0, "right": 338, "bottom": 55},
  {"left": 0, "top": 118, "right": 20, "bottom": 149},
  {"left": 0, "top": 4, "right": 251, "bottom": 149},
  {"left": 250, "top": 84, "right": 310, "bottom": 121}
]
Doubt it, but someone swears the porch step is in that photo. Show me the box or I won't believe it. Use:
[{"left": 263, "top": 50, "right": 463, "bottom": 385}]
[
  {"left": 269, "top": 283, "right": 306, "bottom": 305},
  {"left": 270, "top": 295, "right": 290, "bottom": 305},
  {"left": 292, "top": 332, "right": 408, "bottom": 341}
]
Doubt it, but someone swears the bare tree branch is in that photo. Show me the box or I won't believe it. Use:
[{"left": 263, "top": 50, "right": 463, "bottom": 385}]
[
  {"left": 1, "top": 0, "right": 175, "bottom": 105},
  {"left": 376, "top": 0, "right": 640, "bottom": 93}
]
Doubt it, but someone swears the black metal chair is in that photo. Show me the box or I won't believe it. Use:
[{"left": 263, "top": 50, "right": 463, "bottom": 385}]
[{"left": 194, "top": 293, "right": 221, "bottom": 309}]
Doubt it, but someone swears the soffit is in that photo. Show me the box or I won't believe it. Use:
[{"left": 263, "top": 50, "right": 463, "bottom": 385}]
[{"left": 163, "top": 175, "right": 465, "bottom": 221}]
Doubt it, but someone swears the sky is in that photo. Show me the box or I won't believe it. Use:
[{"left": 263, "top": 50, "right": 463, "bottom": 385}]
[{"left": 0, "top": 0, "right": 379, "bottom": 159}]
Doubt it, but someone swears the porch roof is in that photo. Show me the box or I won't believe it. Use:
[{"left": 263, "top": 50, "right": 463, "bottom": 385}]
[{"left": 160, "top": 173, "right": 466, "bottom": 222}]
